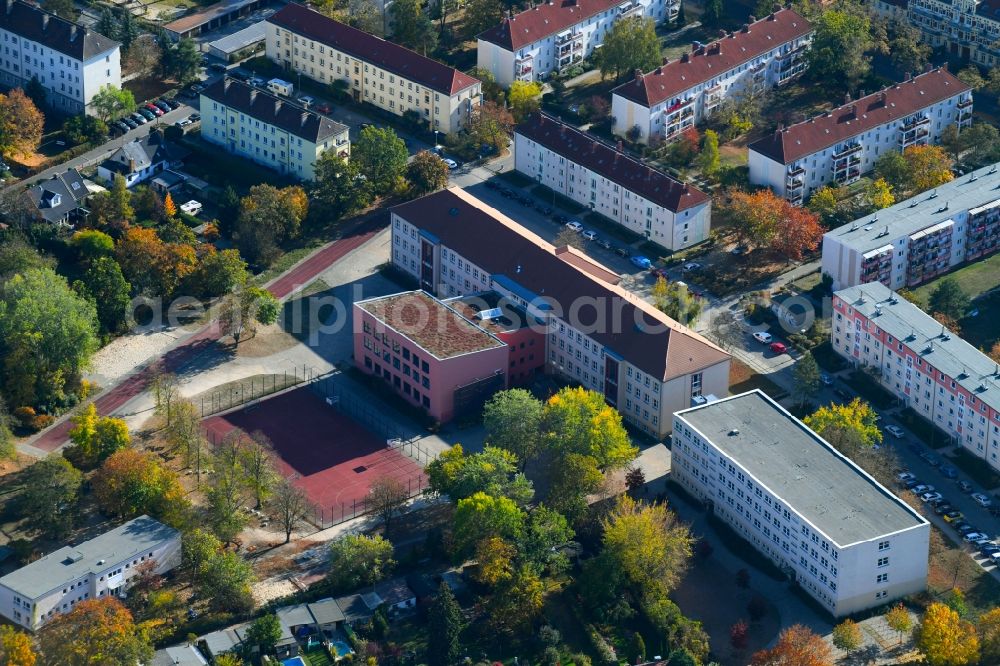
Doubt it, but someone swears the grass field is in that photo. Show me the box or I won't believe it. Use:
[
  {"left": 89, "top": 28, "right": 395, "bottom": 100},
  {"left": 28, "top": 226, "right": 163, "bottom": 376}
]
[{"left": 913, "top": 252, "right": 1000, "bottom": 304}]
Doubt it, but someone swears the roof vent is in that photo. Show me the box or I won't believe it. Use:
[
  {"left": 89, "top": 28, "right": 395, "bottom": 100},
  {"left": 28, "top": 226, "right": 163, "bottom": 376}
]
[
  {"left": 97, "top": 559, "right": 106, "bottom": 566},
  {"left": 448, "top": 207, "right": 459, "bottom": 216},
  {"left": 874, "top": 306, "right": 882, "bottom": 317},
  {"left": 728, "top": 429, "right": 740, "bottom": 436},
  {"left": 990, "top": 165, "right": 997, "bottom": 174},
  {"left": 888, "top": 296, "right": 899, "bottom": 305},
  {"left": 928, "top": 190, "right": 938, "bottom": 199}
]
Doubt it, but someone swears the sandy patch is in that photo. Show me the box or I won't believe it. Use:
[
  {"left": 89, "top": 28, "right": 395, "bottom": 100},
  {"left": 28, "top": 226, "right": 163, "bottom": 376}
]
[
  {"left": 86, "top": 326, "right": 195, "bottom": 384},
  {"left": 233, "top": 323, "right": 301, "bottom": 358}
]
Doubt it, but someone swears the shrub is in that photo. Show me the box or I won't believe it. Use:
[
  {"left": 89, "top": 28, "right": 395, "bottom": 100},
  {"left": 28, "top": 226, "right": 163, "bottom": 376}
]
[
  {"left": 31, "top": 414, "right": 55, "bottom": 431},
  {"left": 586, "top": 625, "right": 617, "bottom": 666},
  {"left": 13, "top": 406, "right": 36, "bottom": 429}
]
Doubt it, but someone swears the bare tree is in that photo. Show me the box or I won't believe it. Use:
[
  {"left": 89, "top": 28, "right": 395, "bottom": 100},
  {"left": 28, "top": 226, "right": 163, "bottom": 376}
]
[
  {"left": 149, "top": 366, "right": 180, "bottom": 426},
  {"left": 368, "top": 476, "right": 409, "bottom": 530},
  {"left": 165, "top": 399, "right": 205, "bottom": 468},
  {"left": 272, "top": 477, "right": 310, "bottom": 543},
  {"left": 124, "top": 34, "right": 162, "bottom": 78},
  {"left": 241, "top": 430, "right": 279, "bottom": 509},
  {"left": 707, "top": 309, "right": 746, "bottom": 352}
]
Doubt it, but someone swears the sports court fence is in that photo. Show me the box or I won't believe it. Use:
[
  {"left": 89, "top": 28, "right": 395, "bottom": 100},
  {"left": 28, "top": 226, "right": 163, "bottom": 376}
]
[
  {"left": 308, "top": 473, "right": 428, "bottom": 530},
  {"left": 199, "top": 366, "right": 319, "bottom": 417}
]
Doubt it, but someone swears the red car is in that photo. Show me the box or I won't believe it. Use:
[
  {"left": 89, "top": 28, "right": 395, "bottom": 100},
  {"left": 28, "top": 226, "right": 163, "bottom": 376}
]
[
  {"left": 144, "top": 103, "right": 164, "bottom": 116},
  {"left": 315, "top": 103, "right": 332, "bottom": 114},
  {"left": 770, "top": 342, "right": 787, "bottom": 354}
]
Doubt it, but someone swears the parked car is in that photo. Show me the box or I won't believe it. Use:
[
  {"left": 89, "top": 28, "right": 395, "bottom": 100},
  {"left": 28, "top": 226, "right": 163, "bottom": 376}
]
[
  {"left": 885, "top": 424, "right": 905, "bottom": 438},
  {"left": 443, "top": 158, "right": 459, "bottom": 170},
  {"left": 980, "top": 544, "right": 1000, "bottom": 557},
  {"left": 940, "top": 465, "right": 959, "bottom": 479},
  {"left": 919, "top": 452, "right": 940, "bottom": 467},
  {"left": 209, "top": 62, "right": 227, "bottom": 72},
  {"left": 153, "top": 100, "right": 171, "bottom": 113},
  {"left": 943, "top": 511, "right": 964, "bottom": 522},
  {"left": 959, "top": 480, "right": 974, "bottom": 493},
  {"left": 965, "top": 531, "right": 990, "bottom": 542},
  {"left": 144, "top": 103, "right": 163, "bottom": 116},
  {"left": 315, "top": 103, "right": 332, "bottom": 114},
  {"left": 897, "top": 471, "right": 916, "bottom": 483},
  {"left": 991, "top": 552, "right": 1000, "bottom": 564},
  {"left": 630, "top": 255, "right": 652, "bottom": 269},
  {"left": 138, "top": 108, "right": 156, "bottom": 121},
  {"left": 934, "top": 503, "right": 953, "bottom": 515},
  {"left": 189, "top": 113, "right": 201, "bottom": 122},
  {"left": 650, "top": 267, "right": 669, "bottom": 279},
  {"left": 956, "top": 523, "right": 977, "bottom": 535},
  {"left": 190, "top": 83, "right": 205, "bottom": 93},
  {"left": 820, "top": 373, "right": 834, "bottom": 386},
  {"left": 614, "top": 246, "right": 631, "bottom": 258},
  {"left": 904, "top": 478, "right": 922, "bottom": 490},
  {"left": 769, "top": 342, "right": 788, "bottom": 354},
  {"left": 752, "top": 331, "right": 773, "bottom": 344},
  {"left": 565, "top": 220, "right": 583, "bottom": 233},
  {"left": 122, "top": 117, "right": 138, "bottom": 129},
  {"left": 130, "top": 112, "right": 147, "bottom": 124},
  {"left": 174, "top": 118, "right": 192, "bottom": 128},
  {"left": 912, "top": 484, "right": 936, "bottom": 494},
  {"left": 114, "top": 120, "right": 130, "bottom": 133},
  {"left": 581, "top": 230, "right": 598, "bottom": 241},
  {"left": 972, "top": 493, "right": 992, "bottom": 507},
  {"left": 920, "top": 491, "right": 943, "bottom": 503},
  {"left": 596, "top": 238, "right": 612, "bottom": 250},
  {"left": 682, "top": 262, "right": 702, "bottom": 272},
  {"left": 163, "top": 98, "right": 181, "bottom": 110}
]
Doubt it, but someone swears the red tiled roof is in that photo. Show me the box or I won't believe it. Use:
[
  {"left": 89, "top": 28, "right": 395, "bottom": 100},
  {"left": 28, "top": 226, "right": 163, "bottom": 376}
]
[
  {"left": 267, "top": 3, "right": 479, "bottom": 96},
  {"left": 748, "top": 68, "right": 971, "bottom": 165},
  {"left": 477, "top": 0, "right": 629, "bottom": 51},
  {"left": 391, "top": 188, "right": 730, "bottom": 381},
  {"left": 516, "top": 112, "right": 709, "bottom": 213},
  {"left": 612, "top": 8, "right": 811, "bottom": 107}
]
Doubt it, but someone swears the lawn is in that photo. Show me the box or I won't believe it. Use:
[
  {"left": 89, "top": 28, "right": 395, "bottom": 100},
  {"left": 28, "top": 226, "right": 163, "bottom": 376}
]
[
  {"left": 913, "top": 251, "right": 1000, "bottom": 304},
  {"left": 844, "top": 370, "right": 896, "bottom": 409},
  {"left": 729, "top": 359, "right": 788, "bottom": 401},
  {"left": 956, "top": 286, "right": 1000, "bottom": 350}
]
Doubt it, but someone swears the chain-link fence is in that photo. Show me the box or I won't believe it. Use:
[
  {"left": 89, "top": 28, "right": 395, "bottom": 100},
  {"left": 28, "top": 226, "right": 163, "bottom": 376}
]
[{"left": 199, "top": 366, "right": 318, "bottom": 417}]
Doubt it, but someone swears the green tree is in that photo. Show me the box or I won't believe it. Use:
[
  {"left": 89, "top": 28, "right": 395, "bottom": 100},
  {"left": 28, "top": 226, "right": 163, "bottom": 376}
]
[
  {"left": 347, "top": 0, "right": 385, "bottom": 35},
  {"left": 0, "top": 267, "right": 98, "bottom": 408},
  {"left": 957, "top": 66, "right": 986, "bottom": 90},
  {"left": 0, "top": 397, "right": 14, "bottom": 462},
  {"left": 702, "top": 0, "right": 723, "bottom": 26},
  {"left": 453, "top": 491, "right": 526, "bottom": 554},
  {"left": 20, "top": 455, "right": 81, "bottom": 538},
  {"left": 191, "top": 248, "right": 249, "bottom": 298},
  {"left": 832, "top": 619, "right": 863, "bottom": 655},
  {"left": 520, "top": 505, "right": 574, "bottom": 568},
  {"left": 312, "top": 152, "right": 373, "bottom": 220},
  {"left": 792, "top": 352, "right": 821, "bottom": 407},
  {"left": 75, "top": 257, "right": 131, "bottom": 335},
  {"left": 70, "top": 229, "right": 115, "bottom": 263},
  {"left": 486, "top": 564, "right": 545, "bottom": 635},
  {"left": 182, "top": 527, "right": 222, "bottom": 586},
  {"left": 543, "top": 386, "right": 637, "bottom": 470},
  {"left": 406, "top": 150, "right": 450, "bottom": 198},
  {"left": 115, "top": 8, "right": 140, "bottom": 53},
  {"left": 163, "top": 38, "right": 201, "bottom": 84},
  {"left": 352, "top": 125, "right": 408, "bottom": 195},
  {"left": 928, "top": 278, "right": 970, "bottom": 320},
  {"left": 508, "top": 80, "right": 543, "bottom": 122},
  {"left": 547, "top": 452, "right": 604, "bottom": 521},
  {"left": 390, "top": 0, "right": 438, "bottom": 54},
  {"left": 328, "top": 534, "right": 396, "bottom": 591},
  {"left": 470, "top": 67, "right": 504, "bottom": 103},
  {"left": 468, "top": 101, "right": 514, "bottom": 153},
  {"left": 806, "top": 7, "right": 874, "bottom": 91},
  {"left": 427, "top": 445, "right": 532, "bottom": 504},
  {"left": 698, "top": 129, "right": 720, "bottom": 177},
  {"left": 89, "top": 85, "right": 136, "bottom": 122},
  {"left": 594, "top": 16, "right": 661, "bottom": 82},
  {"left": 804, "top": 398, "right": 882, "bottom": 455},
  {"left": 427, "top": 582, "right": 462, "bottom": 666},
  {"left": 96, "top": 8, "right": 116, "bottom": 39},
  {"left": 629, "top": 632, "right": 647, "bottom": 664},
  {"left": 889, "top": 22, "right": 930, "bottom": 73},
  {"left": 482, "top": 388, "right": 544, "bottom": 468},
  {"left": 463, "top": 0, "right": 504, "bottom": 39},
  {"left": 875, "top": 150, "right": 912, "bottom": 193},
  {"left": 235, "top": 184, "right": 308, "bottom": 266},
  {"left": 807, "top": 186, "right": 839, "bottom": 227},
  {"left": 217, "top": 284, "right": 280, "bottom": 345},
  {"left": 63, "top": 115, "right": 108, "bottom": 145},
  {"left": 201, "top": 550, "right": 255, "bottom": 613},
  {"left": 651, "top": 277, "right": 703, "bottom": 324},
  {"left": 206, "top": 440, "right": 250, "bottom": 543},
  {"left": 24, "top": 75, "right": 46, "bottom": 110},
  {"left": 246, "top": 614, "right": 282, "bottom": 656},
  {"left": 240, "top": 432, "right": 278, "bottom": 509},
  {"left": 0, "top": 239, "right": 52, "bottom": 277}
]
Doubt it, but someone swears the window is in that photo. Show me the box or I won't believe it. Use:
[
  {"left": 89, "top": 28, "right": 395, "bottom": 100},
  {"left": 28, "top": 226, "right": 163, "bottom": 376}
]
[
  {"left": 877, "top": 557, "right": 889, "bottom": 567},
  {"left": 876, "top": 573, "right": 888, "bottom": 583},
  {"left": 878, "top": 540, "right": 890, "bottom": 551}
]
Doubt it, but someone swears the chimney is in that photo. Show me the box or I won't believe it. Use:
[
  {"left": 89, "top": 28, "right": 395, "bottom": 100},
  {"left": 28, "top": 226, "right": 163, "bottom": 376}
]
[
  {"left": 662, "top": 56, "right": 669, "bottom": 65},
  {"left": 742, "top": 23, "right": 750, "bottom": 32},
  {"left": 849, "top": 104, "right": 856, "bottom": 116},
  {"left": 925, "top": 62, "right": 933, "bottom": 72},
  {"left": 275, "top": 100, "right": 282, "bottom": 115},
  {"left": 718, "top": 29, "right": 727, "bottom": 38},
  {"left": 224, "top": 77, "right": 231, "bottom": 92},
  {"left": 844, "top": 93, "right": 851, "bottom": 104},
  {"left": 681, "top": 52, "right": 689, "bottom": 63},
  {"left": 301, "top": 111, "right": 308, "bottom": 127},
  {"left": 616, "top": 140, "right": 623, "bottom": 151},
  {"left": 42, "top": 13, "right": 49, "bottom": 30},
  {"left": 748, "top": 14, "right": 756, "bottom": 21},
  {"left": 683, "top": 183, "right": 689, "bottom": 193},
  {"left": 691, "top": 41, "right": 699, "bottom": 51},
  {"left": 905, "top": 71, "right": 912, "bottom": 81},
  {"left": 4, "top": 0, "right": 11, "bottom": 15},
  {"left": 634, "top": 68, "right": 643, "bottom": 81},
  {"left": 128, "top": 158, "right": 135, "bottom": 174},
  {"left": 250, "top": 89, "right": 257, "bottom": 104},
  {"left": 591, "top": 142, "right": 597, "bottom": 153},
  {"left": 768, "top": 12, "right": 776, "bottom": 20}
]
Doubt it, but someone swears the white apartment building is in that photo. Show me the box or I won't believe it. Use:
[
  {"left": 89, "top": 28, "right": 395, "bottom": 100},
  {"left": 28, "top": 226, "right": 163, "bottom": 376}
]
[
  {"left": 476, "top": 0, "right": 675, "bottom": 87},
  {"left": 265, "top": 3, "right": 480, "bottom": 134},
  {"left": 833, "top": 282, "right": 1000, "bottom": 471},
  {"left": 673, "top": 390, "right": 929, "bottom": 617},
  {"left": 908, "top": 0, "right": 1000, "bottom": 67},
  {"left": 201, "top": 77, "right": 349, "bottom": 181},
  {"left": 749, "top": 68, "right": 972, "bottom": 205},
  {"left": 0, "top": 516, "right": 181, "bottom": 631},
  {"left": 822, "top": 163, "right": 1000, "bottom": 291},
  {"left": 611, "top": 9, "right": 811, "bottom": 144},
  {"left": 514, "top": 112, "right": 710, "bottom": 249},
  {"left": 389, "top": 187, "right": 732, "bottom": 439},
  {"left": 0, "top": 0, "right": 120, "bottom": 116}
]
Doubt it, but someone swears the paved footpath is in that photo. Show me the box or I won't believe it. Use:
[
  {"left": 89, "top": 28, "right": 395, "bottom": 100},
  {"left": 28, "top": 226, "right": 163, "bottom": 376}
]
[{"left": 24, "top": 214, "right": 386, "bottom": 456}]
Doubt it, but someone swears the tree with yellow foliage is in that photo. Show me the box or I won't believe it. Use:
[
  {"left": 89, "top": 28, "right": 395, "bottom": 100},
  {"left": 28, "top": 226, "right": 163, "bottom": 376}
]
[
  {"left": 474, "top": 536, "right": 515, "bottom": 586},
  {"left": 886, "top": 603, "right": 913, "bottom": 645},
  {"left": 543, "top": 386, "right": 637, "bottom": 471},
  {"left": 67, "top": 402, "right": 131, "bottom": 466},
  {"left": 979, "top": 607, "right": 1000, "bottom": 664},
  {"left": 867, "top": 177, "right": 895, "bottom": 210},
  {"left": 0, "top": 625, "right": 36, "bottom": 666},
  {"left": 917, "top": 602, "right": 980, "bottom": 666},
  {"left": 804, "top": 398, "right": 882, "bottom": 455},
  {"left": 163, "top": 192, "right": 177, "bottom": 218},
  {"left": 904, "top": 144, "right": 954, "bottom": 193},
  {"left": 38, "top": 598, "right": 153, "bottom": 665}
]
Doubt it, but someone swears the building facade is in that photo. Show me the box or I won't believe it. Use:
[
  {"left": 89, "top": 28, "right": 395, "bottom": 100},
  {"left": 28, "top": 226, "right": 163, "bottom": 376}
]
[
  {"left": 0, "top": 516, "right": 181, "bottom": 631},
  {"left": 389, "top": 187, "right": 731, "bottom": 439},
  {"left": 97, "top": 131, "right": 188, "bottom": 188},
  {"left": 200, "top": 77, "right": 349, "bottom": 180},
  {"left": 749, "top": 68, "right": 972, "bottom": 204},
  {"left": 611, "top": 9, "right": 811, "bottom": 144},
  {"left": 822, "top": 163, "right": 1000, "bottom": 291},
  {"left": 265, "top": 4, "right": 480, "bottom": 134},
  {"left": 673, "top": 390, "right": 929, "bottom": 617},
  {"left": 908, "top": 0, "right": 1000, "bottom": 67},
  {"left": 514, "top": 112, "right": 710, "bottom": 249},
  {"left": 833, "top": 282, "right": 1000, "bottom": 472},
  {"left": 0, "top": 0, "right": 120, "bottom": 115},
  {"left": 476, "top": 0, "right": 675, "bottom": 87}
]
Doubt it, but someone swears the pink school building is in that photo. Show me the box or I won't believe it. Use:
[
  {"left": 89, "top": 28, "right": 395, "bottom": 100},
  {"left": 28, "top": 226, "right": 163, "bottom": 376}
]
[
  {"left": 353, "top": 290, "right": 544, "bottom": 423},
  {"left": 832, "top": 281, "right": 1000, "bottom": 471}
]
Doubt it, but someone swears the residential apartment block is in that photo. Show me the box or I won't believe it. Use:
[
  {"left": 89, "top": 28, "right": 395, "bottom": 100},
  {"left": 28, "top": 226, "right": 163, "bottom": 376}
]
[
  {"left": 476, "top": 0, "right": 675, "bottom": 87},
  {"left": 673, "top": 390, "right": 929, "bottom": 617},
  {"left": 265, "top": 4, "right": 480, "bottom": 134},
  {"left": 0, "top": 516, "right": 181, "bottom": 631},
  {"left": 611, "top": 9, "right": 811, "bottom": 144},
  {"left": 389, "top": 187, "right": 731, "bottom": 438},
  {"left": 200, "top": 77, "right": 349, "bottom": 180},
  {"left": 822, "top": 163, "right": 1000, "bottom": 291},
  {"left": 908, "top": 0, "right": 1000, "bottom": 67},
  {"left": 0, "top": 0, "right": 120, "bottom": 115},
  {"left": 748, "top": 68, "right": 972, "bottom": 204},
  {"left": 514, "top": 112, "right": 710, "bottom": 249},
  {"left": 833, "top": 281, "right": 1000, "bottom": 472}
]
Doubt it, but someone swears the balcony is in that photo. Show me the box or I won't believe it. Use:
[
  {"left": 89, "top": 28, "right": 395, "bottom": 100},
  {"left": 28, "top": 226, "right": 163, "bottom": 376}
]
[
  {"left": 958, "top": 97, "right": 973, "bottom": 109},
  {"left": 786, "top": 176, "right": 803, "bottom": 190},
  {"left": 832, "top": 142, "right": 862, "bottom": 159},
  {"left": 556, "top": 31, "right": 583, "bottom": 47},
  {"left": 901, "top": 114, "right": 931, "bottom": 131},
  {"left": 787, "top": 164, "right": 805, "bottom": 177},
  {"left": 618, "top": 0, "right": 643, "bottom": 18}
]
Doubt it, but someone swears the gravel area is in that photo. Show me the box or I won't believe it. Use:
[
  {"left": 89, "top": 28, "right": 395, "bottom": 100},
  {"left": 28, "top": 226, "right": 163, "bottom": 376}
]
[{"left": 86, "top": 325, "right": 193, "bottom": 385}]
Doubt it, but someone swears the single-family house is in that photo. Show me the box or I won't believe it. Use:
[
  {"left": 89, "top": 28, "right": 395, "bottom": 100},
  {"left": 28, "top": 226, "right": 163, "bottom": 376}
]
[
  {"left": 150, "top": 644, "right": 209, "bottom": 666},
  {"left": 335, "top": 594, "right": 373, "bottom": 626},
  {"left": 372, "top": 578, "right": 416, "bottom": 614},
  {"left": 307, "top": 598, "right": 345, "bottom": 637},
  {"left": 24, "top": 168, "right": 92, "bottom": 226},
  {"left": 97, "top": 131, "right": 189, "bottom": 188}
]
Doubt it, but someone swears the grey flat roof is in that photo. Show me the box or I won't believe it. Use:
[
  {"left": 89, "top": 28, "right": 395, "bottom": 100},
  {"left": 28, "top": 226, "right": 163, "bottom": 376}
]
[
  {"left": 0, "top": 516, "right": 179, "bottom": 599},
  {"left": 277, "top": 603, "right": 315, "bottom": 629},
  {"left": 207, "top": 21, "right": 266, "bottom": 54},
  {"left": 308, "top": 598, "right": 345, "bottom": 625},
  {"left": 835, "top": 282, "right": 1000, "bottom": 415},
  {"left": 824, "top": 162, "right": 1000, "bottom": 254},
  {"left": 676, "top": 391, "right": 926, "bottom": 547}
]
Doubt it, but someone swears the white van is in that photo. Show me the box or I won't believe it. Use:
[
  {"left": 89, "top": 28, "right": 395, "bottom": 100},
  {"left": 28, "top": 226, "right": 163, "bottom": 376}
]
[{"left": 266, "top": 78, "right": 294, "bottom": 96}]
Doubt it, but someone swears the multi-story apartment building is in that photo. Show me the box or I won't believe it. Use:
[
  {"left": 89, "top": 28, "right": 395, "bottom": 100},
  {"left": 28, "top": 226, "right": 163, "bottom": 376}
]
[
  {"left": 611, "top": 9, "right": 811, "bottom": 144},
  {"left": 200, "top": 77, "right": 349, "bottom": 180},
  {"left": 514, "top": 112, "right": 710, "bottom": 249},
  {"left": 389, "top": 187, "right": 731, "bottom": 439},
  {"left": 0, "top": 516, "right": 181, "bottom": 631},
  {"left": 822, "top": 163, "right": 1000, "bottom": 290},
  {"left": 908, "top": 0, "right": 1000, "bottom": 67},
  {"left": 749, "top": 68, "right": 972, "bottom": 204},
  {"left": 673, "top": 390, "right": 929, "bottom": 617},
  {"left": 833, "top": 281, "right": 1000, "bottom": 471},
  {"left": 265, "top": 4, "right": 481, "bottom": 134},
  {"left": 0, "top": 0, "right": 120, "bottom": 115},
  {"left": 476, "top": 0, "right": 675, "bottom": 87}
]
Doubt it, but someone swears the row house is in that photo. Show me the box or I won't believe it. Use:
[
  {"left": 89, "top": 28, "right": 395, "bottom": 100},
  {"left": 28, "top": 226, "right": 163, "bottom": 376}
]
[
  {"left": 821, "top": 162, "right": 1000, "bottom": 290},
  {"left": 748, "top": 68, "right": 972, "bottom": 204},
  {"left": 908, "top": 0, "right": 1000, "bottom": 67},
  {"left": 673, "top": 390, "right": 929, "bottom": 617},
  {"left": 611, "top": 9, "right": 812, "bottom": 144},
  {"left": 265, "top": 3, "right": 480, "bottom": 134},
  {"left": 388, "top": 187, "right": 732, "bottom": 439},
  {"left": 476, "top": 0, "right": 675, "bottom": 87},
  {"left": 833, "top": 282, "right": 1000, "bottom": 472},
  {"left": 0, "top": 0, "right": 120, "bottom": 115},
  {"left": 514, "top": 112, "right": 710, "bottom": 249},
  {"left": 200, "top": 77, "right": 349, "bottom": 180}
]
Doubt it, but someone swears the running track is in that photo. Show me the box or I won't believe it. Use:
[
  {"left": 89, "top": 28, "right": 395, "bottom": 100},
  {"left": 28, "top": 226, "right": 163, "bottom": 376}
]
[{"left": 28, "top": 215, "right": 387, "bottom": 453}]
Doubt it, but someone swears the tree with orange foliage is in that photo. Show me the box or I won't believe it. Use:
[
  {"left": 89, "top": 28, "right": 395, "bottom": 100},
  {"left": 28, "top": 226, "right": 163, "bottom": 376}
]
[
  {"left": 0, "top": 625, "right": 36, "bottom": 666},
  {"left": 163, "top": 192, "right": 177, "bottom": 219},
  {"left": 904, "top": 144, "right": 954, "bottom": 193},
  {"left": 91, "top": 448, "right": 189, "bottom": 528},
  {"left": 988, "top": 341, "right": 1000, "bottom": 364},
  {"left": 750, "top": 624, "right": 833, "bottom": 666},
  {"left": 0, "top": 88, "right": 43, "bottom": 159},
  {"left": 932, "top": 312, "right": 962, "bottom": 337},
  {"left": 727, "top": 189, "right": 823, "bottom": 260},
  {"left": 115, "top": 227, "right": 197, "bottom": 297},
  {"left": 772, "top": 205, "right": 824, "bottom": 262},
  {"left": 38, "top": 598, "right": 152, "bottom": 666}
]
